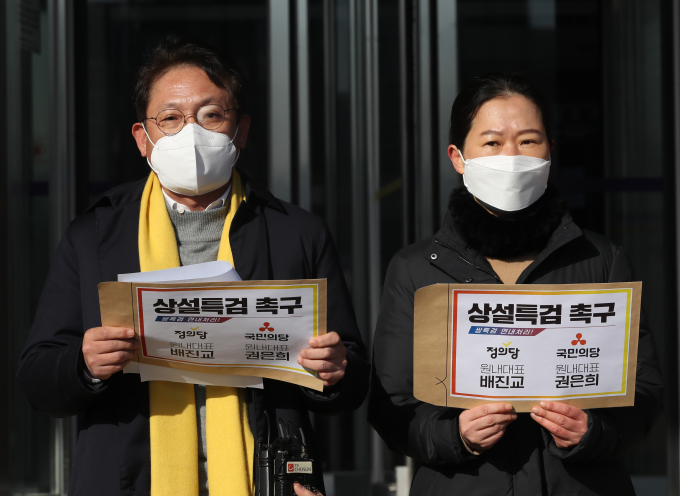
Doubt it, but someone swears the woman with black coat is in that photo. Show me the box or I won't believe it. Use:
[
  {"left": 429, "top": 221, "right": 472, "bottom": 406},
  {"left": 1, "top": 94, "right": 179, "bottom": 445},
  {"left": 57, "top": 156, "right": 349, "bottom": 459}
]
[{"left": 368, "top": 73, "right": 664, "bottom": 496}]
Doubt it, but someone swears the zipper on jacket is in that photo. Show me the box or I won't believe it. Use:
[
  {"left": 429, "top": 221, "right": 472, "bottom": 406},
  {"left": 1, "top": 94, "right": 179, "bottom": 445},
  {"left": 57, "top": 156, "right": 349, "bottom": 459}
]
[{"left": 434, "top": 238, "right": 501, "bottom": 283}]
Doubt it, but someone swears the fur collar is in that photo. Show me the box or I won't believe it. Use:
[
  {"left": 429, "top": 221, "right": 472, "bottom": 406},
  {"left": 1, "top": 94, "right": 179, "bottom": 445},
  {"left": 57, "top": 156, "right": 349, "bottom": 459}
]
[{"left": 448, "top": 185, "right": 568, "bottom": 258}]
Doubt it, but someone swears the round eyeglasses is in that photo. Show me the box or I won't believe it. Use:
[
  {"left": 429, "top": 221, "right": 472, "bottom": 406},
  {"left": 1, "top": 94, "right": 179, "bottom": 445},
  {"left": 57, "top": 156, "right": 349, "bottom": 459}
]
[{"left": 143, "top": 104, "right": 236, "bottom": 135}]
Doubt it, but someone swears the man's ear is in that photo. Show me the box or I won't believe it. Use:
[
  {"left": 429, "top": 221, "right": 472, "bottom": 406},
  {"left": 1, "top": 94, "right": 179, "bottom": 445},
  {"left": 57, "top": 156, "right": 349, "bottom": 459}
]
[
  {"left": 448, "top": 144, "right": 465, "bottom": 175},
  {"left": 132, "top": 123, "right": 148, "bottom": 157},
  {"left": 234, "top": 115, "right": 251, "bottom": 150},
  {"left": 550, "top": 140, "right": 555, "bottom": 153}
]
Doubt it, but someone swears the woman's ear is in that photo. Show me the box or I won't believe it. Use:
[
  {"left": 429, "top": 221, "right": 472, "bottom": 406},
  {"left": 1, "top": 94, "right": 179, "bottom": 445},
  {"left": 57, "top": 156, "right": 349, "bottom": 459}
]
[
  {"left": 448, "top": 145, "right": 465, "bottom": 175},
  {"left": 550, "top": 140, "right": 555, "bottom": 153}
]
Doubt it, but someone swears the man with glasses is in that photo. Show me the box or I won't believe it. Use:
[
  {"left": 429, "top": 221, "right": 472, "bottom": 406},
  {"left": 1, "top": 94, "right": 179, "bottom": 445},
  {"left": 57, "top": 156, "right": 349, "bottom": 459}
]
[{"left": 18, "top": 37, "right": 367, "bottom": 496}]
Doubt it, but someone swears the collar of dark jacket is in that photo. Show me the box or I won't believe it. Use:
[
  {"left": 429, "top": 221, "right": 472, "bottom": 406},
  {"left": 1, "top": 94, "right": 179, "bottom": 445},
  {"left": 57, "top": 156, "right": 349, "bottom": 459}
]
[
  {"left": 85, "top": 168, "right": 286, "bottom": 214},
  {"left": 428, "top": 210, "right": 583, "bottom": 282}
]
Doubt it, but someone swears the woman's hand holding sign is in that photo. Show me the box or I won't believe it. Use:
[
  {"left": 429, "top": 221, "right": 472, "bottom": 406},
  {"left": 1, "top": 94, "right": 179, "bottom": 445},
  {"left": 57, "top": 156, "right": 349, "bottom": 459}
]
[
  {"left": 459, "top": 403, "right": 517, "bottom": 453},
  {"left": 297, "top": 331, "right": 348, "bottom": 386},
  {"left": 530, "top": 401, "right": 588, "bottom": 449}
]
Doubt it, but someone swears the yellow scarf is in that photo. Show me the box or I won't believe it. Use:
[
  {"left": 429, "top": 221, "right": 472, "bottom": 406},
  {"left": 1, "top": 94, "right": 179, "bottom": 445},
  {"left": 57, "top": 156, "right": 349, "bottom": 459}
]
[{"left": 139, "top": 171, "right": 254, "bottom": 496}]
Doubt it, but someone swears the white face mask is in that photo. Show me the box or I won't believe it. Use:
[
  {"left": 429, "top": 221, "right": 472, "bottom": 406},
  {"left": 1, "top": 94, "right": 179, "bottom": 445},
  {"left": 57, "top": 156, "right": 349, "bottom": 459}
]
[
  {"left": 144, "top": 123, "right": 240, "bottom": 196},
  {"left": 458, "top": 150, "right": 551, "bottom": 212}
]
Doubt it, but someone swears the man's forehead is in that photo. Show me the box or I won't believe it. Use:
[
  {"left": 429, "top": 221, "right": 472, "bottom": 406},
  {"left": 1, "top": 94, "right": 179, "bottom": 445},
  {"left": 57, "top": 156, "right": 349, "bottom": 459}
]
[
  {"left": 149, "top": 66, "right": 232, "bottom": 110},
  {"left": 157, "top": 95, "right": 232, "bottom": 110}
]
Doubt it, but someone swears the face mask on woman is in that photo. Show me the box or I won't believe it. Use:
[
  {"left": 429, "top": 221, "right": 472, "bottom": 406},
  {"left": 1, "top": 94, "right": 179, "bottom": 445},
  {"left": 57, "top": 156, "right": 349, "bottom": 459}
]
[
  {"left": 144, "top": 123, "right": 240, "bottom": 196},
  {"left": 458, "top": 149, "right": 551, "bottom": 212}
]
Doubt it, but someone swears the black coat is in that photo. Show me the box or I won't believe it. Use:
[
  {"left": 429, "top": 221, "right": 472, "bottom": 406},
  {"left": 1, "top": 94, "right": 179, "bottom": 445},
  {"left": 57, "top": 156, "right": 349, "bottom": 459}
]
[
  {"left": 17, "top": 170, "right": 369, "bottom": 496},
  {"left": 368, "top": 212, "right": 664, "bottom": 496}
]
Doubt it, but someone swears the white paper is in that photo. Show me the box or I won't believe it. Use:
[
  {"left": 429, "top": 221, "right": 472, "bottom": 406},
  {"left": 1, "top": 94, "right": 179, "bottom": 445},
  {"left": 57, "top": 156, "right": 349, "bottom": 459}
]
[
  {"left": 119, "top": 261, "right": 265, "bottom": 388},
  {"left": 118, "top": 260, "right": 241, "bottom": 284},
  {"left": 122, "top": 361, "right": 263, "bottom": 388},
  {"left": 136, "top": 363, "right": 263, "bottom": 388},
  {"left": 125, "top": 361, "right": 140, "bottom": 373}
]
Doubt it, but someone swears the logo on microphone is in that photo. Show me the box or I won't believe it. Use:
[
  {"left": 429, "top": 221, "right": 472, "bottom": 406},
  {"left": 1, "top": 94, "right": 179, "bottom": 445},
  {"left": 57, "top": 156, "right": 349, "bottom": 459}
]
[{"left": 286, "top": 462, "right": 313, "bottom": 473}]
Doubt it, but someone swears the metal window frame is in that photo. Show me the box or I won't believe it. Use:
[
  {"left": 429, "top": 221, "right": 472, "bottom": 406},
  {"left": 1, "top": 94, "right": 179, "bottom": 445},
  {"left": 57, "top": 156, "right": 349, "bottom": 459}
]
[
  {"left": 296, "top": 0, "right": 311, "bottom": 210},
  {"left": 414, "top": 0, "right": 434, "bottom": 240},
  {"left": 50, "top": 0, "right": 76, "bottom": 249},
  {"left": 323, "top": 0, "right": 338, "bottom": 236},
  {"left": 672, "top": 0, "right": 680, "bottom": 492},
  {"left": 0, "top": 0, "right": 9, "bottom": 488},
  {"left": 268, "top": 0, "right": 292, "bottom": 202},
  {"left": 435, "top": 0, "right": 459, "bottom": 221},
  {"left": 399, "top": 0, "right": 415, "bottom": 247},
  {"left": 361, "top": 0, "right": 383, "bottom": 486},
  {"left": 49, "top": 0, "right": 77, "bottom": 494}
]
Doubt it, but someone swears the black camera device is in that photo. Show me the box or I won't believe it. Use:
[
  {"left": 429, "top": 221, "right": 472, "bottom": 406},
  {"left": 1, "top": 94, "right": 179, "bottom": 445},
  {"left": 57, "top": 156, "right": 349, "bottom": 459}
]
[{"left": 256, "top": 417, "right": 318, "bottom": 496}]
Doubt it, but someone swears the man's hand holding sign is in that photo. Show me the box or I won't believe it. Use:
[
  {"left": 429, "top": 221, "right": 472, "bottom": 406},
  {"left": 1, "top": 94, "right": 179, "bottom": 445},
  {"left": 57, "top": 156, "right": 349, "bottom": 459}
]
[
  {"left": 82, "top": 326, "right": 347, "bottom": 385},
  {"left": 298, "top": 332, "right": 348, "bottom": 386},
  {"left": 82, "top": 327, "right": 139, "bottom": 380}
]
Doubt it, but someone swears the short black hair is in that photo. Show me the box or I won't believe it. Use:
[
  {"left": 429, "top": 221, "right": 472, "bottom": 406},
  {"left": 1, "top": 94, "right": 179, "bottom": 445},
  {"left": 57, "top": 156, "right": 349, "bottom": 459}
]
[
  {"left": 448, "top": 73, "right": 553, "bottom": 151},
  {"left": 133, "top": 36, "right": 247, "bottom": 122}
]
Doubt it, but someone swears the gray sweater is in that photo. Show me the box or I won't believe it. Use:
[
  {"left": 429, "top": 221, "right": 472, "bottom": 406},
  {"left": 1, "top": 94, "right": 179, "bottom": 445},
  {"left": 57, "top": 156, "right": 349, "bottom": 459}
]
[{"left": 167, "top": 204, "right": 228, "bottom": 496}]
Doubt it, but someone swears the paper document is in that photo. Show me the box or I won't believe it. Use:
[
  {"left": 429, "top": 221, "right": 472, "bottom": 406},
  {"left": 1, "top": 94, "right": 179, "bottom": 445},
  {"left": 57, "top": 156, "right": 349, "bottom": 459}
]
[
  {"left": 136, "top": 362, "right": 263, "bottom": 388},
  {"left": 119, "top": 260, "right": 241, "bottom": 283}
]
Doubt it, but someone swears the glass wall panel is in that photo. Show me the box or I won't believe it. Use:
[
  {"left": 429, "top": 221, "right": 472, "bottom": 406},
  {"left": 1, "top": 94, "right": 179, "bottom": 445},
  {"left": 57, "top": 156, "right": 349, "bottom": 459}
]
[
  {"left": 378, "top": 1, "right": 407, "bottom": 281},
  {"left": 306, "top": 0, "right": 409, "bottom": 489},
  {"left": 602, "top": 1, "right": 669, "bottom": 493},
  {"left": 306, "top": 0, "right": 355, "bottom": 476},
  {"left": 4, "top": 0, "right": 70, "bottom": 494}
]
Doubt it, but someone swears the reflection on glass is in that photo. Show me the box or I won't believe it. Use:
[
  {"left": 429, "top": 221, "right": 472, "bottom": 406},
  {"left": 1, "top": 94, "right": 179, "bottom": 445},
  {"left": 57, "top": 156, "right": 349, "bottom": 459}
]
[{"left": 7, "top": 3, "right": 55, "bottom": 494}]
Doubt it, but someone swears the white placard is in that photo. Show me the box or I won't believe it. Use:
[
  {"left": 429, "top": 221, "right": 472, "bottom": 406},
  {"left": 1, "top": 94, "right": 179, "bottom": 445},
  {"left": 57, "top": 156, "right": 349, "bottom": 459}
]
[
  {"left": 136, "top": 283, "right": 320, "bottom": 378},
  {"left": 450, "top": 288, "right": 633, "bottom": 401}
]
